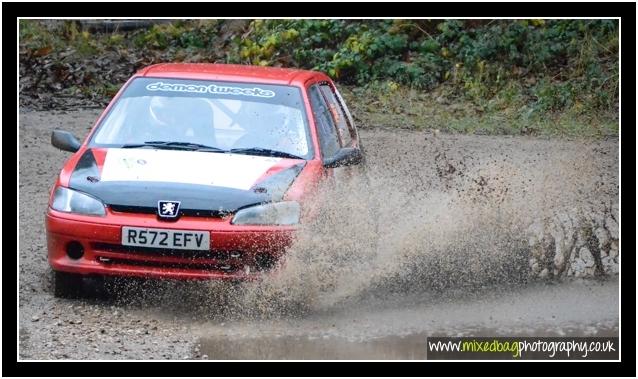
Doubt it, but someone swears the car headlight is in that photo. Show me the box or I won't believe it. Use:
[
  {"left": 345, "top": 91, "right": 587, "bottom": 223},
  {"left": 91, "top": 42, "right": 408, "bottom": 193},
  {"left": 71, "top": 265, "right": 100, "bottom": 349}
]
[
  {"left": 231, "top": 201, "right": 300, "bottom": 225},
  {"left": 51, "top": 187, "right": 106, "bottom": 216}
]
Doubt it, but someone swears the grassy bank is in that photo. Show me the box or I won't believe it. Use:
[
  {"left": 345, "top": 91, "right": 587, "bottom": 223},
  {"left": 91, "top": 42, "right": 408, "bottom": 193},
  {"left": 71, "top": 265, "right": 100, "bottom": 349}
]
[
  {"left": 19, "top": 19, "right": 618, "bottom": 137},
  {"left": 341, "top": 84, "right": 618, "bottom": 137}
]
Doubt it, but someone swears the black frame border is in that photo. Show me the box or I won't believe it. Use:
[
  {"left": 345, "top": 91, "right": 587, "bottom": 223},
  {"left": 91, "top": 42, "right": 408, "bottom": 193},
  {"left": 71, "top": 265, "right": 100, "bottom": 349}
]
[{"left": 5, "top": 1, "right": 635, "bottom": 377}]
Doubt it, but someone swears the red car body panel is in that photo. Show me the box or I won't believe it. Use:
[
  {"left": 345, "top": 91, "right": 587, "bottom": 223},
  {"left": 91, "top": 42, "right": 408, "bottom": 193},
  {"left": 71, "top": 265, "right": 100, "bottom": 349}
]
[
  {"left": 46, "top": 63, "right": 357, "bottom": 281},
  {"left": 47, "top": 210, "right": 295, "bottom": 280}
]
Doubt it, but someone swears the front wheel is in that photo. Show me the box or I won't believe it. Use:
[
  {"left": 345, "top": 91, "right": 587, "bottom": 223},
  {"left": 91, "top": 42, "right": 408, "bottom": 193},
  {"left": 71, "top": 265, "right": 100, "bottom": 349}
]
[{"left": 53, "top": 271, "right": 85, "bottom": 299}]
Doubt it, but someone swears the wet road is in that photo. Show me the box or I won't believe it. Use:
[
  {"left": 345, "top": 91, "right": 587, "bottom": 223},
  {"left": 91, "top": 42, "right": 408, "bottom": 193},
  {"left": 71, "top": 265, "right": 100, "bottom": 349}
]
[{"left": 198, "top": 279, "right": 618, "bottom": 360}]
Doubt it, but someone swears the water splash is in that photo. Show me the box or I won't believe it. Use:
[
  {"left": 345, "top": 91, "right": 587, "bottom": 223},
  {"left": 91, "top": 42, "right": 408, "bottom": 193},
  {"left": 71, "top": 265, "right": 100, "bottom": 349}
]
[{"left": 234, "top": 130, "right": 618, "bottom": 313}]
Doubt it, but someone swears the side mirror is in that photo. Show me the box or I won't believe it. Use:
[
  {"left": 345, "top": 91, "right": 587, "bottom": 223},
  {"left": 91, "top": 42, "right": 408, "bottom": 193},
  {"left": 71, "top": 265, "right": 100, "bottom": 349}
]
[
  {"left": 323, "top": 147, "right": 363, "bottom": 168},
  {"left": 51, "top": 130, "right": 81, "bottom": 153}
]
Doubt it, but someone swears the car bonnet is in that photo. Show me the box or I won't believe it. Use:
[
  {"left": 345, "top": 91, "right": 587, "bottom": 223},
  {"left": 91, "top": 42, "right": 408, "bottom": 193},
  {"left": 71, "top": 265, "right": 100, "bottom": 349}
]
[{"left": 67, "top": 148, "right": 305, "bottom": 217}]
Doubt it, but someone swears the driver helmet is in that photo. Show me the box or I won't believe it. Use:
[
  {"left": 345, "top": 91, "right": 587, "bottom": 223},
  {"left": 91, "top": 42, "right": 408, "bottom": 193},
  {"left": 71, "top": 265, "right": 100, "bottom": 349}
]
[{"left": 149, "top": 96, "right": 188, "bottom": 128}]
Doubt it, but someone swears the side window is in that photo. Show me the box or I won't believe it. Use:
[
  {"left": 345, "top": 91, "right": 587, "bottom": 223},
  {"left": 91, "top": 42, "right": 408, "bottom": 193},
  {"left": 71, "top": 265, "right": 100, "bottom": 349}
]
[
  {"left": 319, "top": 84, "right": 353, "bottom": 147},
  {"left": 308, "top": 85, "right": 340, "bottom": 159}
]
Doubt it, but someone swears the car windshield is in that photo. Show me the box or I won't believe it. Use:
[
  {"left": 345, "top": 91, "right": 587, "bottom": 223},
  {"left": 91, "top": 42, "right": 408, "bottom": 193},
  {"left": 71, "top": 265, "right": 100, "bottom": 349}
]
[{"left": 90, "top": 77, "right": 312, "bottom": 159}]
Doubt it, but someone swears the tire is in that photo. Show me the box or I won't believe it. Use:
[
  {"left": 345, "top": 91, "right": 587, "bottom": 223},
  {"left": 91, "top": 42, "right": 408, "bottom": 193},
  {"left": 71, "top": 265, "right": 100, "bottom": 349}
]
[{"left": 53, "top": 271, "right": 85, "bottom": 299}]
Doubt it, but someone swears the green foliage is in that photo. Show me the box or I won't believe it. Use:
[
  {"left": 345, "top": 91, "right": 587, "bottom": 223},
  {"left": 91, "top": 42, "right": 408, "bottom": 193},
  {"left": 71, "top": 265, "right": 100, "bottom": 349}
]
[
  {"left": 132, "top": 21, "right": 221, "bottom": 50},
  {"left": 224, "top": 19, "right": 617, "bottom": 118},
  {"left": 19, "top": 20, "right": 55, "bottom": 50}
]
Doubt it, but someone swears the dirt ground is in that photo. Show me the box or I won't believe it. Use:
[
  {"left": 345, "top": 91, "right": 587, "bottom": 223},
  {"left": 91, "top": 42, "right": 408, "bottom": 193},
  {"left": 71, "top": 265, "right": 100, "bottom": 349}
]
[{"left": 18, "top": 109, "right": 619, "bottom": 360}]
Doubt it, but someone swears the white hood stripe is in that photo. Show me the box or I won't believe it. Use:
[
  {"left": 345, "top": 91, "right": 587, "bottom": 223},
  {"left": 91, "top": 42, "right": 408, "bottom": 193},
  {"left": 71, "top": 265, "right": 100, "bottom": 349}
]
[{"left": 100, "top": 148, "right": 281, "bottom": 190}]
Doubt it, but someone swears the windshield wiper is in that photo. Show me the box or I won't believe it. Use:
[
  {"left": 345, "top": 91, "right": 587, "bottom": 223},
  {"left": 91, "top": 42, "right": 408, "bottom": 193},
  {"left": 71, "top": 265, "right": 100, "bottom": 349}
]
[
  {"left": 121, "top": 141, "right": 226, "bottom": 152},
  {"left": 229, "top": 147, "right": 304, "bottom": 160},
  {"left": 121, "top": 142, "right": 301, "bottom": 159}
]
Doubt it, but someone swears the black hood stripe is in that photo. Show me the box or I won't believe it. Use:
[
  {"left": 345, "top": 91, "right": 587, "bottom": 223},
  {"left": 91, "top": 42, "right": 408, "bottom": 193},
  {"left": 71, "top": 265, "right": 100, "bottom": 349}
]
[
  {"left": 249, "top": 163, "right": 305, "bottom": 201},
  {"left": 69, "top": 149, "right": 100, "bottom": 187}
]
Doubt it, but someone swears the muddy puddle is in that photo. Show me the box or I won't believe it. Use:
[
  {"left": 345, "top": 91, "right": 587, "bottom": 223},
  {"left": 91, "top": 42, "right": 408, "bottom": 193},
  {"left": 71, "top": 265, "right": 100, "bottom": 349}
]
[
  {"left": 196, "top": 278, "right": 619, "bottom": 360},
  {"left": 201, "top": 333, "right": 433, "bottom": 360},
  {"left": 200, "top": 327, "right": 619, "bottom": 360}
]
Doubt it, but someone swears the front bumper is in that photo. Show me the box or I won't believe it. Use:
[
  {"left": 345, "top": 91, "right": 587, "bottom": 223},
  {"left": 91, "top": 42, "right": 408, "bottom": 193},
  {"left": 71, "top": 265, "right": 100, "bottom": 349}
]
[{"left": 46, "top": 209, "right": 295, "bottom": 280}]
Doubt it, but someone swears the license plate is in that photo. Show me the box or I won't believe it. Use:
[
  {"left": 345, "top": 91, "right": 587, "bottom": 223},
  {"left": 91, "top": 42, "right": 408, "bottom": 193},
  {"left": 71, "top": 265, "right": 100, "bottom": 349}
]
[{"left": 121, "top": 227, "right": 210, "bottom": 251}]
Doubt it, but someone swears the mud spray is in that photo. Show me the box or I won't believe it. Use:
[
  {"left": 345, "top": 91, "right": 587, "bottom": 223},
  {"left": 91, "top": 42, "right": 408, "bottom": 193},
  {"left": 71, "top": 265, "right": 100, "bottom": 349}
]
[
  {"left": 102, "top": 130, "right": 618, "bottom": 320},
  {"left": 199, "top": 130, "right": 619, "bottom": 318}
]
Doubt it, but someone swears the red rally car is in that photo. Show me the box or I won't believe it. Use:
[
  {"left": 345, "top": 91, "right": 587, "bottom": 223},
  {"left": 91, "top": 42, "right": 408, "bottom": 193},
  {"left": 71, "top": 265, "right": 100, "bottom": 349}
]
[{"left": 46, "top": 63, "right": 364, "bottom": 297}]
